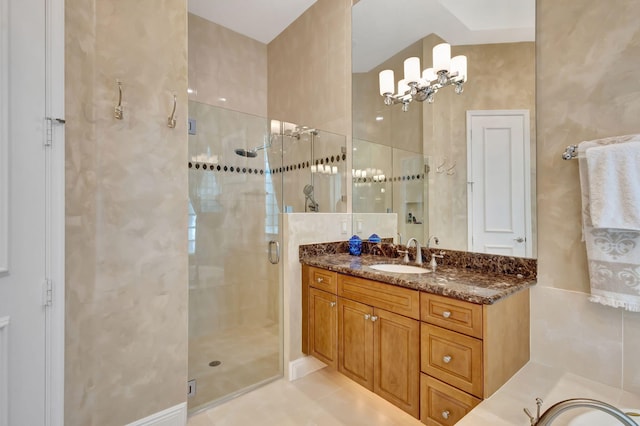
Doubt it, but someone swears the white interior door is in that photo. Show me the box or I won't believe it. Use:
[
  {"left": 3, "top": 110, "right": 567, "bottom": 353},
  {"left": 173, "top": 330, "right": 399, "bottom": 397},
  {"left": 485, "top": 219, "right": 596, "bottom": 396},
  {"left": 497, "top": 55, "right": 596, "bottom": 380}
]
[
  {"left": 0, "top": 0, "right": 48, "bottom": 424},
  {"left": 467, "top": 110, "right": 531, "bottom": 257}
]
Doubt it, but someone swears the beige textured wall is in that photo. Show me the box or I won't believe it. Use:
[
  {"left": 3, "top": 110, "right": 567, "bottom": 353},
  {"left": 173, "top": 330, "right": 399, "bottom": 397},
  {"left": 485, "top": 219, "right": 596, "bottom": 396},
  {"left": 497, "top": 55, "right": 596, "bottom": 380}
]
[
  {"left": 531, "top": 0, "right": 640, "bottom": 391},
  {"left": 188, "top": 13, "right": 268, "bottom": 117},
  {"left": 352, "top": 41, "right": 424, "bottom": 153},
  {"left": 537, "top": 0, "right": 640, "bottom": 293},
  {"left": 65, "top": 1, "right": 188, "bottom": 424},
  {"left": 268, "top": 0, "right": 351, "bottom": 137},
  {"left": 426, "top": 41, "right": 536, "bottom": 251}
]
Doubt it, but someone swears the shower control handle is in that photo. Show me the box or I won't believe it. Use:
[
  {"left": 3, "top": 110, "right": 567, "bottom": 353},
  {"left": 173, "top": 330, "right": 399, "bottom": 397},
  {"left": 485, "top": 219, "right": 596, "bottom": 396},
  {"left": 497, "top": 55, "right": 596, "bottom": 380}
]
[{"left": 268, "top": 240, "right": 280, "bottom": 264}]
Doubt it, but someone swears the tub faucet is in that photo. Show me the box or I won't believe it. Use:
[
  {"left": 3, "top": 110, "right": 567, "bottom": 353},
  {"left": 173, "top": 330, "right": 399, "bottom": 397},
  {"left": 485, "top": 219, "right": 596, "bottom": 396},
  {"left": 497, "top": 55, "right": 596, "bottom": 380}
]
[
  {"left": 524, "top": 398, "right": 638, "bottom": 426},
  {"left": 406, "top": 238, "right": 422, "bottom": 265}
]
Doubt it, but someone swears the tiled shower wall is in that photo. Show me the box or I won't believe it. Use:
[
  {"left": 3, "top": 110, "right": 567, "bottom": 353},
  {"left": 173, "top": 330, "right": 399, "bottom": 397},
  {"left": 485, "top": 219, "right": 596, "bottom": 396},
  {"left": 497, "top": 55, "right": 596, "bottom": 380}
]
[{"left": 65, "top": 1, "right": 188, "bottom": 424}]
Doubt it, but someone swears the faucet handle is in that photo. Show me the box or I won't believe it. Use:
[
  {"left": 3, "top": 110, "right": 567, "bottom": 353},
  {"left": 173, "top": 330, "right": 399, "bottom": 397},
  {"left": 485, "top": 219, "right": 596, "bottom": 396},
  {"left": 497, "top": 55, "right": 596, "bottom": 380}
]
[
  {"left": 523, "top": 398, "right": 543, "bottom": 425},
  {"left": 397, "top": 249, "right": 410, "bottom": 263}
]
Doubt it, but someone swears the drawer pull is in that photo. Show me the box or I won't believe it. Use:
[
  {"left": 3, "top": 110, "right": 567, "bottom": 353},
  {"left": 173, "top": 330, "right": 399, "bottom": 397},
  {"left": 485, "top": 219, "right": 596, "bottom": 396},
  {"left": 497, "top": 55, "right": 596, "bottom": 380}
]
[
  {"left": 442, "top": 410, "right": 450, "bottom": 420},
  {"left": 316, "top": 277, "right": 324, "bottom": 283},
  {"left": 443, "top": 355, "right": 452, "bottom": 364},
  {"left": 370, "top": 315, "right": 379, "bottom": 322},
  {"left": 330, "top": 302, "right": 336, "bottom": 308},
  {"left": 442, "top": 311, "right": 451, "bottom": 318},
  {"left": 364, "top": 314, "right": 370, "bottom": 320}
]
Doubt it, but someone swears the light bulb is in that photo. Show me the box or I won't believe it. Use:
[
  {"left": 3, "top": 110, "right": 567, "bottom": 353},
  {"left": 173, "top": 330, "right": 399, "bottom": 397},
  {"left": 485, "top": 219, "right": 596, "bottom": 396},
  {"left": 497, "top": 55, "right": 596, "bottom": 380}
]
[
  {"left": 422, "top": 68, "right": 437, "bottom": 82},
  {"left": 379, "top": 70, "right": 395, "bottom": 96},
  {"left": 451, "top": 55, "right": 467, "bottom": 82},
  {"left": 433, "top": 43, "right": 451, "bottom": 73},
  {"left": 403, "top": 57, "right": 421, "bottom": 84},
  {"left": 397, "top": 79, "right": 409, "bottom": 96}
]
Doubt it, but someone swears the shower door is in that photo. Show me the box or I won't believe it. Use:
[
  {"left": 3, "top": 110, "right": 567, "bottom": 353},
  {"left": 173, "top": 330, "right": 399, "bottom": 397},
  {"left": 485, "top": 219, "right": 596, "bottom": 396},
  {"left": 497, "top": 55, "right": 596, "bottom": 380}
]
[{"left": 187, "top": 102, "right": 283, "bottom": 412}]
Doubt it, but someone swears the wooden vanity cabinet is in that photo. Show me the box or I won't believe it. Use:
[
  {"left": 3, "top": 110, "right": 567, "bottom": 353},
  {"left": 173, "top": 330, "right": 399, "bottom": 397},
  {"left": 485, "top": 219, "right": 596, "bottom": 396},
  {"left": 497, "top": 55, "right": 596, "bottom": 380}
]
[
  {"left": 302, "top": 265, "right": 530, "bottom": 424},
  {"left": 337, "top": 274, "right": 421, "bottom": 418},
  {"left": 419, "top": 290, "right": 530, "bottom": 425}
]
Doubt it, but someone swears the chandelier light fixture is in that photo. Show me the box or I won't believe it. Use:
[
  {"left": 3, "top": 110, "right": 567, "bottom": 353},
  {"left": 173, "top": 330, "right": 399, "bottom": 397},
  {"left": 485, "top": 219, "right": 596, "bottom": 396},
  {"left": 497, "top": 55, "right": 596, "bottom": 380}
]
[{"left": 378, "top": 43, "right": 467, "bottom": 111}]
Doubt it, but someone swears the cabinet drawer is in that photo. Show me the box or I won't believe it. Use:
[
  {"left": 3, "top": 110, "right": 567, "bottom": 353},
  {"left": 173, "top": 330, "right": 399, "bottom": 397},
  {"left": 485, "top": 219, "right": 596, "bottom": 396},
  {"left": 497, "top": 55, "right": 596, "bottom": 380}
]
[
  {"left": 421, "top": 324, "right": 483, "bottom": 397},
  {"left": 421, "top": 293, "right": 483, "bottom": 338},
  {"left": 338, "top": 274, "right": 420, "bottom": 320},
  {"left": 309, "top": 267, "right": 337, "bottom": 293},
  {"left": 420, "top": 374, "right": 480, "bottom": 426}
]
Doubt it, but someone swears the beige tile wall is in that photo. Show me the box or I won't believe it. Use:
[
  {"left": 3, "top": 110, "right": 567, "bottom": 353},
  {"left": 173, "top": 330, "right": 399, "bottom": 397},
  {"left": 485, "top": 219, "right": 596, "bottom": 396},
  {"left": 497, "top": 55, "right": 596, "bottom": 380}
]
[
  {"left": 268, "top": 0, "right": 351, "bottom": 138},
  {"left": 188, "top": 14, "right": 268, "bottom": 117},
  {"left": 352, "top": 40, "right": 424, "bottom": 153},
  {"left": 425, "top": 40, "right": 536, "bottom": 252},
  {"left": 533, "top": 0, "right": 640, "bottom": 393},
  {"left": 65, "top": 1, "right": 188, "bottom": 424}
]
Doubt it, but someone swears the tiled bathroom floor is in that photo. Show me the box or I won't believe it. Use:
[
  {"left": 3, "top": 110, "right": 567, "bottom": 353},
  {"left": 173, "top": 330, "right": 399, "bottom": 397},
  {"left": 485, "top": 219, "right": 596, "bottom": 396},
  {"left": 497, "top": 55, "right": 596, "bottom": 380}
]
[
  {"left": 188, "top": 367, "right": 424, "bottom": 426},
  {"left": 188, "top": 323, "right": 281, "bottom": 411}
]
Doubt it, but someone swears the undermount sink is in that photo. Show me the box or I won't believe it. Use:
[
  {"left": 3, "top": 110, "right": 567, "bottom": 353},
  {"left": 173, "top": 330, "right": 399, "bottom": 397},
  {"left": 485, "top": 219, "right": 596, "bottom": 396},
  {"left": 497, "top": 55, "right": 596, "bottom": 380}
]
[{"left": 369, "top": 264, "right": 430, "bottom": 274}]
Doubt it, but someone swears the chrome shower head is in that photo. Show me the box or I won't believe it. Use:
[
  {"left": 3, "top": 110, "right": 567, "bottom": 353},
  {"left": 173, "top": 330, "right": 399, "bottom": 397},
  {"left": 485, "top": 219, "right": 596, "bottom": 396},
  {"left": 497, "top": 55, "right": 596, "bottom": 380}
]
[
  {"left": 303, "top": 184, "right": 314, "bottom": 196},
  {"left": 234, "top": 148, "right": 258, "bottom": 158}
]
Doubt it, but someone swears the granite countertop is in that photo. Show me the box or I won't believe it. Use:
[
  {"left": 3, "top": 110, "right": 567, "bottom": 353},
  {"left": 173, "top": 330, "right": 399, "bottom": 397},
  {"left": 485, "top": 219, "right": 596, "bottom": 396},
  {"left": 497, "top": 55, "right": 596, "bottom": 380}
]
[{"left": 301, "top": 253, "right": 535, "bottom": 304}]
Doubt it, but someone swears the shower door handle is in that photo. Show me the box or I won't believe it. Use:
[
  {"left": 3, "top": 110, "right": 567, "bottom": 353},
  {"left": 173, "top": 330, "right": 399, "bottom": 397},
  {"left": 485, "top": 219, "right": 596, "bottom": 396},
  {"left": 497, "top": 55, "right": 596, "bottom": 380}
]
[{"left": 268, "top": 240, "right": 280, "bottom": 264}]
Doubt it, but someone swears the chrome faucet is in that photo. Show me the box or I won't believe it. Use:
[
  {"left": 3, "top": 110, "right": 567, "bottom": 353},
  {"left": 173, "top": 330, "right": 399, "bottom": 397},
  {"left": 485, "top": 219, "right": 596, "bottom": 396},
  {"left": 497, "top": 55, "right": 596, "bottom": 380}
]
[
  {"left": 524, "top": 398, "right": 638, "bottom": 426},
  {"left": 406, "top": 238, "right": 422, "bottom": 265},
  {"left": 426, "top": 235, "right": 439, "bottom": 248},
  {"left": 430, "top": 252, "right": 444, "bottom": 272}
]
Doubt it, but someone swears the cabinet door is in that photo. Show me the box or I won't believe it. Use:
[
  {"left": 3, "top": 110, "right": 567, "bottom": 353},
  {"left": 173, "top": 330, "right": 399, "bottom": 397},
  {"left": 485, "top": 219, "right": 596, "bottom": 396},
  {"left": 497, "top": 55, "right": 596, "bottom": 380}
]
[
  {"left": 309, "top": 288, "right": 338, "bottom": 368},
  {"left": 338, "top": 297, "right": 374, "bottom": 390},
  {"left": 374, "top": 308, "right": 420, "bottom": 418}
]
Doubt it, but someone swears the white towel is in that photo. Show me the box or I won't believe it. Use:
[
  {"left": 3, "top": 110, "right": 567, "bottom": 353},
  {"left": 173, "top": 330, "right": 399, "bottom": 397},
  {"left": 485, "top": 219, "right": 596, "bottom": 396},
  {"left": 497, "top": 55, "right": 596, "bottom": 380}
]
[
  {"left": 586, "top": 141, "right": 640, "bottom": 230},
  {"left": 578, "top": 134, "right": 640, "bottom": 312}
]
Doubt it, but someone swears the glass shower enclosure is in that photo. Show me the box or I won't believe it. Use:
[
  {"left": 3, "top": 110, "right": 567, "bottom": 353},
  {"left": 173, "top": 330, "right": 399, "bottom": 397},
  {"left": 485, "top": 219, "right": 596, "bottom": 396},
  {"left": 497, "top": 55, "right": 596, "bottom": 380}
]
[{"left": 187, "top": 101, "right": 346, "bottom": 413}]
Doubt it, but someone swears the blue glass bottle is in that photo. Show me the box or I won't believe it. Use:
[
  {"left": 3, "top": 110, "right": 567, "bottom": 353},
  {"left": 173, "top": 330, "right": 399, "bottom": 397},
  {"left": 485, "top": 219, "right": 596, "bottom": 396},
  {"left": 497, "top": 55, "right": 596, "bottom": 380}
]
[{"left": 349, "top": 235, "right": 362, "bottom": 256}]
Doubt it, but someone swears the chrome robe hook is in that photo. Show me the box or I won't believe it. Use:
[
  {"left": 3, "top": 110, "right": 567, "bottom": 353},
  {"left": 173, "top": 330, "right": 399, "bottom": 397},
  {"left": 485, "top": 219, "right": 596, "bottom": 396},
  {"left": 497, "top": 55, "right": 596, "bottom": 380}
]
[
  {"left": 167, "top": 94, "right": 177, "bottom": 128},
  {"left": 114, "top": 80, "right": 123, "bottom": 120}
]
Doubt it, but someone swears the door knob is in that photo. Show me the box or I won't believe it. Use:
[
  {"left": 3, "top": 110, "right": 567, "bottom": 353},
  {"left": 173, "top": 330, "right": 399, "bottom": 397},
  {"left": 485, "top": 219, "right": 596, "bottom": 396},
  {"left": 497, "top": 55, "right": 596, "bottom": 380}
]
[
  {"left": 443, "top": 355, "right": 452, "bottom": 364},
  {"left": 514, "top": 237, "right": 525, "bottom": 243},
  {"left": 316, "top": 277, "right": 324, "bottom": 283},
  {"left": 442, "top": 311, "right": 451, "bottom": 318},
  {"left": 364, "top": 314, "right": 370, "bottom": 320},
  {"left": 370, "top": 315, "right": 378, "bottom": 322},
  {"left": 330, "top": 302, "right": 336, "bottom": 308},
  {"left": 442, "top": 410, "right": 450, "bottom": 420}
]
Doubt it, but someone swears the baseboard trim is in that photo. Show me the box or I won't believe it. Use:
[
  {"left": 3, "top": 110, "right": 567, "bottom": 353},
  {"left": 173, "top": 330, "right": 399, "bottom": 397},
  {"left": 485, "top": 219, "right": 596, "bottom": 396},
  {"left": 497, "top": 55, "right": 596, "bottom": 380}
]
[
  {"left": 126, "top": 402, "right": 187, "bottom": 426},
  {"left": 288, "top": 356, "right": 326, "bottom": 381}
]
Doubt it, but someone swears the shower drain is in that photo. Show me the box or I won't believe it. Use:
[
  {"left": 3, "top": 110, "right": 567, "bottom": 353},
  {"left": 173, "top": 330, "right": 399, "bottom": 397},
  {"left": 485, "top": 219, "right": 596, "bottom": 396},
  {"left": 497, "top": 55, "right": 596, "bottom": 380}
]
[{"left": 209, "top": 360, "right": 222, "bottom": 367}]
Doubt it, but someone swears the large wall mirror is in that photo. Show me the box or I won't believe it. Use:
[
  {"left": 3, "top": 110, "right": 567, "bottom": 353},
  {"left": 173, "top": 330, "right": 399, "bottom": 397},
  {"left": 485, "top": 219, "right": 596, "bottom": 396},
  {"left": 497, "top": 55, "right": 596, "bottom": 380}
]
[{"left": 352, "top": 0, "right": 536, "bottom": 258}]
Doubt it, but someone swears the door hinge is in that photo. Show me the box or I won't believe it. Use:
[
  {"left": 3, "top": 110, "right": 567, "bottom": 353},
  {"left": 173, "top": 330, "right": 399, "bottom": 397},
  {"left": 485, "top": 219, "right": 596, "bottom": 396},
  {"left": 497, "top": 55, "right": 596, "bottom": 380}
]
[
  {"left": 43, "top": 279, "right": 53, "bottom": 307},
  {"left": 45, "top": 117, "right": 66, "bottom": 147}
]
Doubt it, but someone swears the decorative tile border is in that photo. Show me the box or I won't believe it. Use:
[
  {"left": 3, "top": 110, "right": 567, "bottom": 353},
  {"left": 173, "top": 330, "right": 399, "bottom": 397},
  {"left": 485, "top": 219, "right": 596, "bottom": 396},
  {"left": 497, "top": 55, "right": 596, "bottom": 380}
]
[{"left": 188, "top": 151, "right": 347, "bottom": 175}]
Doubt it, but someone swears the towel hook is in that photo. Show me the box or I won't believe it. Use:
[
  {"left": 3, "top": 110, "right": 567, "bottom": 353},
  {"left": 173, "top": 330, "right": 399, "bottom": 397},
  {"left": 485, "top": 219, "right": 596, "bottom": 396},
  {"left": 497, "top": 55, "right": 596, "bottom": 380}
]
[
  {"left": 167, "top": 93, "right": 177, "bottom": 128},
  {"left": 446, "top": 161, "right": 456, "bottom": 175},
  {"left": 114, "top": 80, "right": 124, "bottom": 120}
]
